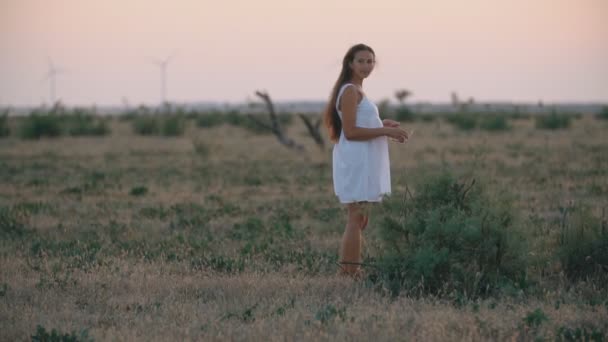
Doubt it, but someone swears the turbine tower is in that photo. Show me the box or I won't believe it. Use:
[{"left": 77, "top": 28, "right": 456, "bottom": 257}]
[
  {"left": 151, "top": 54, "right": 175, "bottom": 105},
  {"left": 43, "top": 57, "right": 66, "bottom": 104}
]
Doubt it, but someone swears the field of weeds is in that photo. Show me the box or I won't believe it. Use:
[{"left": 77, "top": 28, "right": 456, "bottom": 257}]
[{"left": 1, "top": 110, "right": 607, "bottom": 340}]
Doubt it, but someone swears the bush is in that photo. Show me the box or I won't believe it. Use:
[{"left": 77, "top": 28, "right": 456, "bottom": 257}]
[
  {"left": 19, "top": 108, "right": 110, "bottom": 139},
  {"left": 132, "top": 115, "right": 160, "bottom": 135},
  {"left": 196, "top": 112, "right": 225, "bottom": 128},
  {"left": 479, "top": 115, "right": 510, "bottom": 131},
  {"left": 31, "top": 325, "right": 93, "bottom": 342},
  {"left": 596, "top": 106, "right": 608, "bottom": 120},
  {"left": 130, "top": 186, "right": 148, "bottom": 196},
  {"left": 237, "top": 113, "right": 293, "bottom": 135},
  {"left": 535, "top": 111, "right": 571, "bottom": 130},
  {"left": 161, "top": 115, "right": 186, "bottom": 136},
  {"left": 0, "top": 112, "right": 9, "bottom": 137},
  {"left": 557, "top": 204, "right": 608, "bottom": 282},
  {"left": 524, "top": 308, "right": 548, "bottom": 328},
  {"left": 419, "top": 114, "right": 438, "bottom": 122},
  {"left": 222, "top": 111, "right": 294, "bottom": 134},
  {"left": 0, "top": 206, "right": 31, "bottom": 239},
  {"left": 445, "top": 113, "right": 478, "bottom": 130},
  {"left": 395, "top": 107, "right": 416, "bottom": 122},
  {"left": 224, "top": 111, "right": 246, "bottom": 126},
  {"left": 132, "top": 113, "right": 185, "bottom": 136},
  {"left": 557, "top": 325, "right": 606, "bottom": 341},
  {"left": 374, "top": 171, "right": 529, "bottom": 298},
  {"left": 315, "top": 304, "right": 347, "bottom": 324},
  {"left": 20, "top": 112, "right": 63, "bottom": 139},
  {"left": 65, "top": 111, "right": 110, "bottom": 136}
]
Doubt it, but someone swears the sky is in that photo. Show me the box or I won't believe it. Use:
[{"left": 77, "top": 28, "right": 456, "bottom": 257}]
[{"left": 1, "top": 0, "right": 607, "bottom": 106}]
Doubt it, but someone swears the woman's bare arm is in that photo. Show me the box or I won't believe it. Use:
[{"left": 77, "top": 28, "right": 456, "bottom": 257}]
[{"left": 340, "top": 86, "right": 407, "bottom": 141}]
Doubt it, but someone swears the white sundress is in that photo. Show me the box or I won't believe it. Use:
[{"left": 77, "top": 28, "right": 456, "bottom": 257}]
[{"left": 332, "top": 83, "right": 391, "bottom": 204}]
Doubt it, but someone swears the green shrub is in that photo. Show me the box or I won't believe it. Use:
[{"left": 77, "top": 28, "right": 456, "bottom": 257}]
[
  {"left": 230, "top": 217, "right": 264, "bottom": 240},
  {"left": 31, "top": 325, "right": 93, "bottom": 342},
  {"left": 374, "top": 171, "right": 528, "bottom": 298},
  {"left": 196, "top": 112, "right": 225, "bottom": 128},
  {"left": 0, "top": 206, "right": 31, "bottom": 239},
  {"left": 161, "top": 115, "right": 186, "bottom": 136},
  {"left": 241, "top": 113, "right": 293, "bottom": 134},
  {"left": 419, "top": 114, "right": 437, "bottom": 122},
  {"left": 20, "top": 112, "right": 63, "bottom": 139},
  {"left": 132, "top": 114, "right": 185, "bottom": 136},
  {"left": 119, "top": 105, "right": 151, "bottom": 122},
  {"left": 223, "top": 111, "right": 294, "bottom": 134},
  {"left": 524, "top": 308, "right": 548, "bottom": 328},
  {"left": 445, "top": 113, "right": 478, "bottom": 131},
  {"left": 132, "top": 115, "right": 160, "bottom": 135},
  {"left": 130, "top": 186, "right": 148, "bottom": 196},
  {"left": 315, "top": 304, "right": 347, "bottom": 324},
  {"left": 65, "top": 111, "right": 110, "bottom": 136},
  {"left": 479, "top": 115, "right": 510, "bottom": 131},
  {"left": 191, "top": 255, "right": 245, "bottom": 273},
  {"left": 0, "top": 283, "right": 8, "bottom": 297},
  {"left": 224, "top": 111, "right": 246, "bottom": 126},
  {"left": 557, "top": 325, "right": 606, "bottom": 341},
  {"left": 0, "top": 112, "right": 9, "bottom": 137},
  {"left": 535, "top": 111, "right": 571, "bottom": 130},
  {"left": 395, "top": 107, "right": 416, "bottom": 122},
  {"left": 557, "top": 204, "right": 608, "bottom": 282},
  {"left": 596, "top": 106, "right": 608, "bottom": 120}
]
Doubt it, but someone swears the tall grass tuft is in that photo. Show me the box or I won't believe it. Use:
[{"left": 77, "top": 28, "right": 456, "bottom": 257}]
[{"left": 557, "top": 204, "right": 608, "bottom": 283}]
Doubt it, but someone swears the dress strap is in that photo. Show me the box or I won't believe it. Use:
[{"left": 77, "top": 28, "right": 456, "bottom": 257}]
[{"left": 335, "top": 83, "right": 356, "bottom": 114}]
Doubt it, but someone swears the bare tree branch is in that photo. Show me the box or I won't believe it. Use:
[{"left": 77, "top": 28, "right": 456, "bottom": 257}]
[
  {"left": 298, "top": 113, "right": 325, "bottom": 149},
  {"left": 250, "top": 90, "right": 305, "bottom": 151}
]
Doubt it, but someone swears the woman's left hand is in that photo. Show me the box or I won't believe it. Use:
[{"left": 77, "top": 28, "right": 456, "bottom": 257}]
[{"left": 382, "top": 119, "right": 400, "bottom": 128}]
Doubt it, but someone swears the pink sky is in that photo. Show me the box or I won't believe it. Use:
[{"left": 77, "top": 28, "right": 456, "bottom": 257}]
[{"left": 1, "top": 0, "right": 607, "bottom": 106}]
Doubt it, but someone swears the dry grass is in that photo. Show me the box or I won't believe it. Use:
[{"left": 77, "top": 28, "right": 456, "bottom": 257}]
[
  {"left": 3, "top": 257, "right": 606, "bottom": 341},
  {"left": 1, "top": 114, "right": 607, "bottom": 340}
]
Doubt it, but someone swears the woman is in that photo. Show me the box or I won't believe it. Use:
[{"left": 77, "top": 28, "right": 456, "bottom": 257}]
[{"left": 324, "top": 43, "right": 409, "bottom": 277}]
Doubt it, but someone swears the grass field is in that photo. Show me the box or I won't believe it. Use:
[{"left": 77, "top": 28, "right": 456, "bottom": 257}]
[{"left": 1, "top": 112, "right": 607, "bottom": 341}]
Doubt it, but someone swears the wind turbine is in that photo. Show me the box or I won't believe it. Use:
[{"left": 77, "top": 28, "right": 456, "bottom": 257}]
[
  {"left": 150, "top": 54, "right": 175, "bottom": 105},
  {"left": 42, "top": 57, "right": 67, "bottom": 104}
]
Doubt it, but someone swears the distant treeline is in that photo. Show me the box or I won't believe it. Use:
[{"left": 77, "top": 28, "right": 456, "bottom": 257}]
[
  {"left": 1, "top": 103, "right": 607, "bottom": 140},
  {"left": 2, "top": 101, "right": 607, "bottom": 116}
]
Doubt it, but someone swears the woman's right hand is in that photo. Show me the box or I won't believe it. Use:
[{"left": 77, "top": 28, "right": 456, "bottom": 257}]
[{"left": 384, "top": 127, "right": 409, "bottom": 142}]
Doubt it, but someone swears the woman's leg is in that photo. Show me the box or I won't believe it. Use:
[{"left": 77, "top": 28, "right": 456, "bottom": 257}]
[
  {"left": 359, "top": 207, "right": 370, "bottom": 261},
  {"left": 339, "top": 203, "right": 365, "bottom": 275},
  {"left": 361, "top": 214, "right": 369, "bottom": 231}
]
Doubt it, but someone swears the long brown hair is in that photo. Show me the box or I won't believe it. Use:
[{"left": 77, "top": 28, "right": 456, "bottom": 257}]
[{"left": 323, "top": 43, "right": 375, "bottom": 143}]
